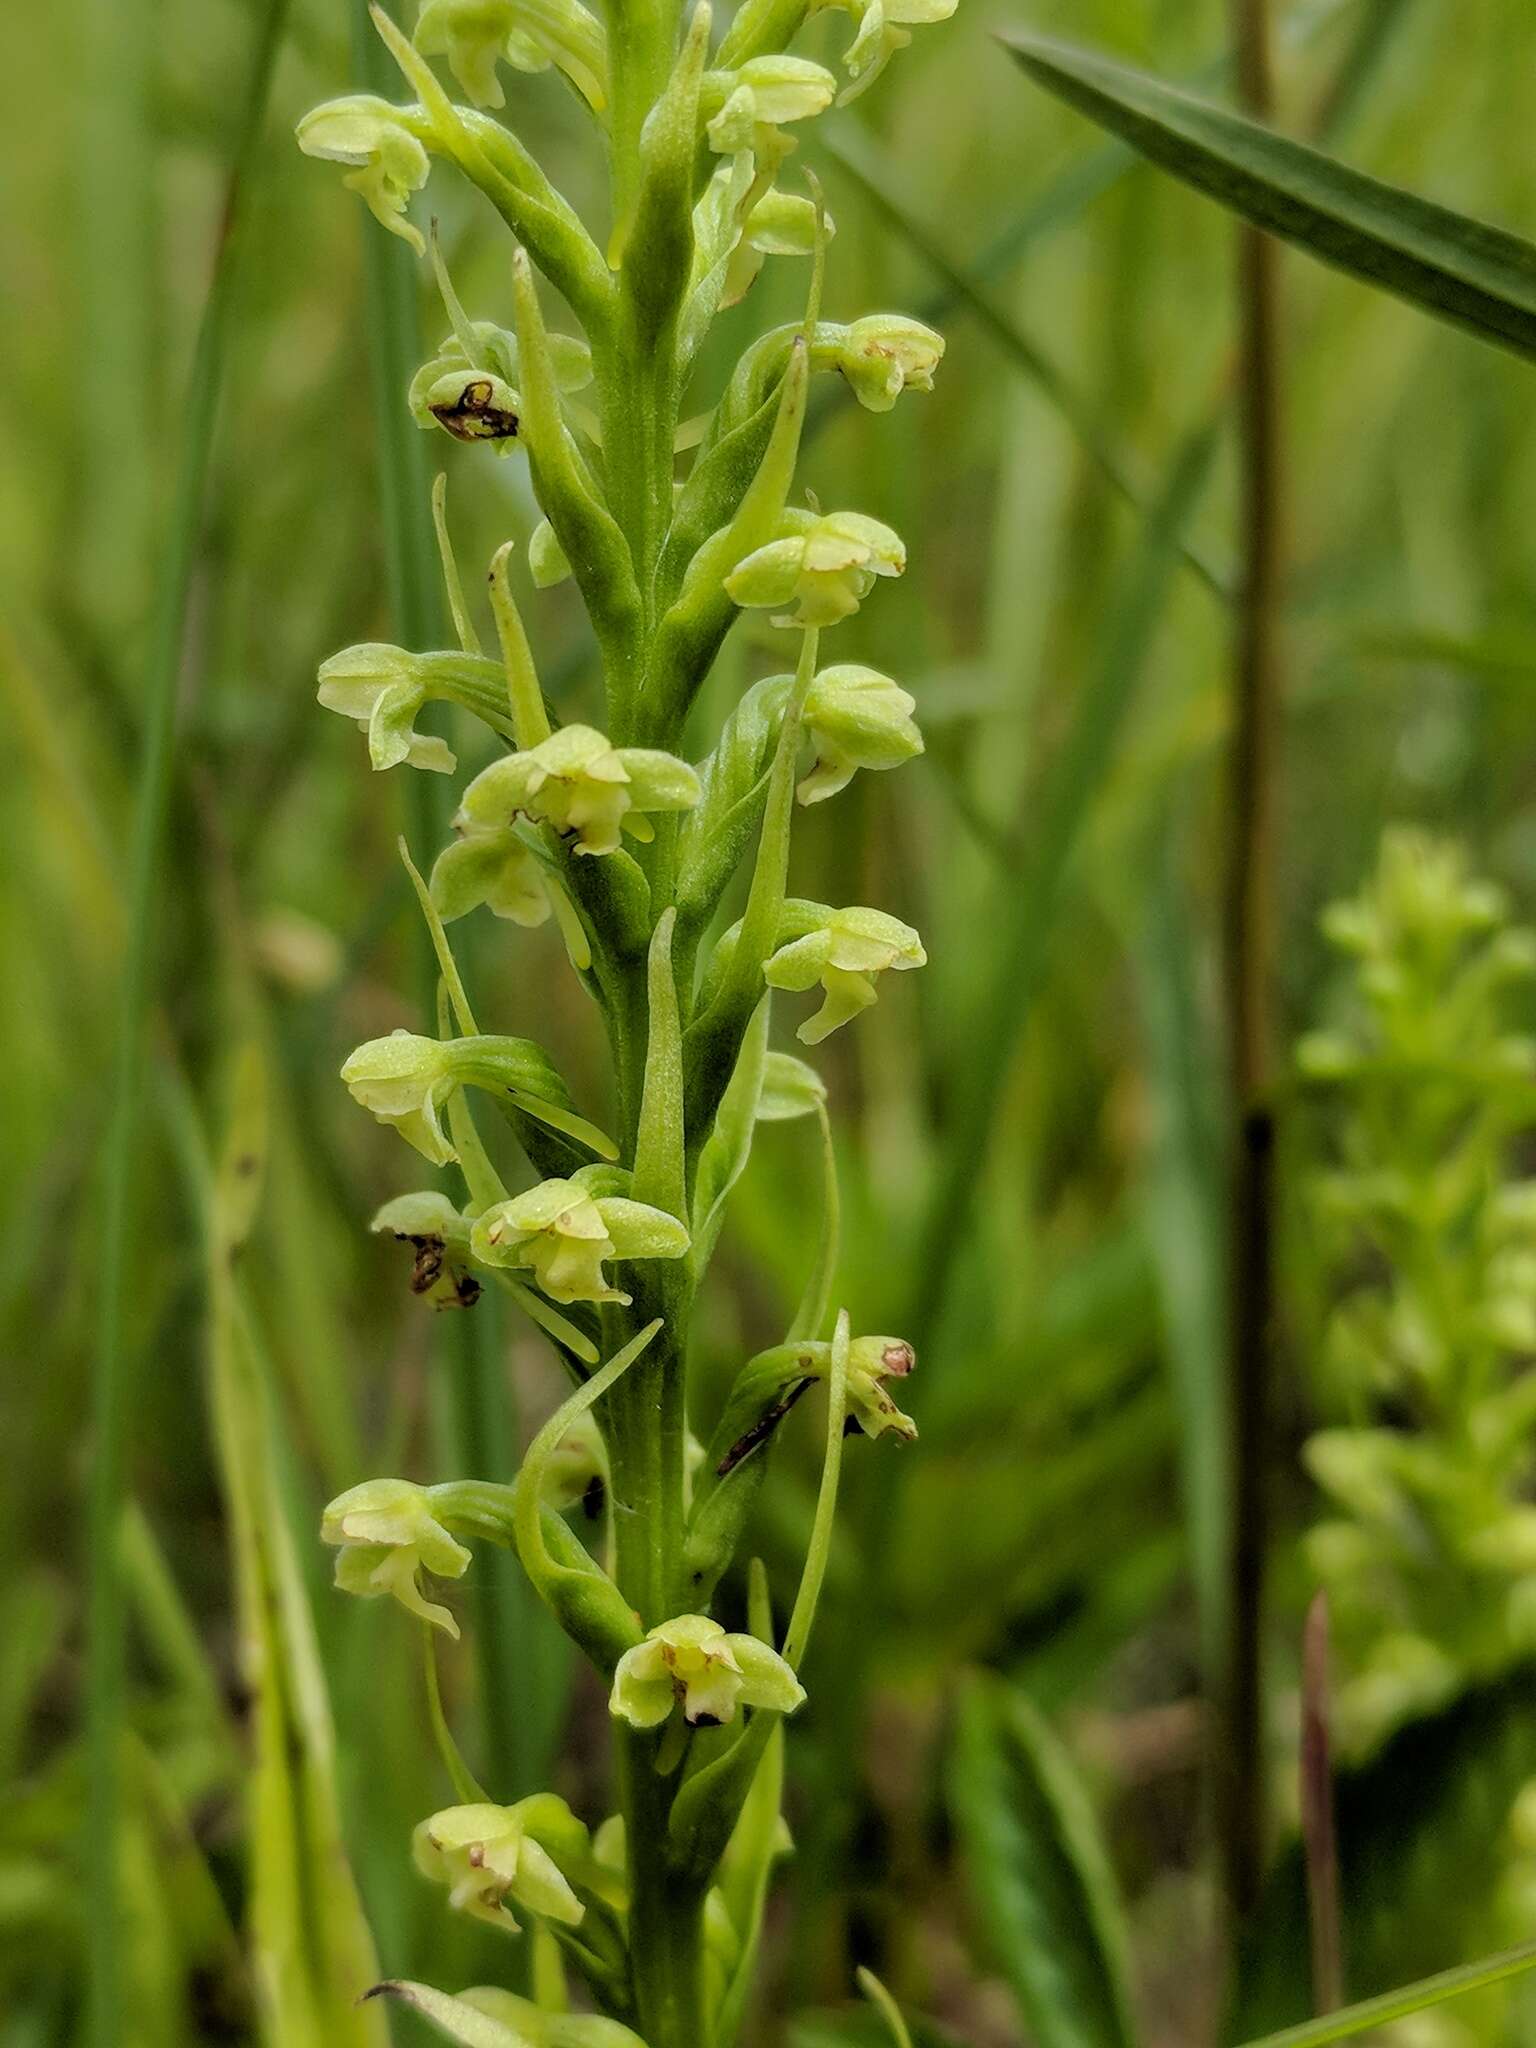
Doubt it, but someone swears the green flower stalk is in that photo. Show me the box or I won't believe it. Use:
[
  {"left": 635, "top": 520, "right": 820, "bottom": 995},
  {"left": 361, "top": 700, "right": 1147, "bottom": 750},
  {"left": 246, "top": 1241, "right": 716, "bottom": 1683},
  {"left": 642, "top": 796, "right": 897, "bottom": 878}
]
[{"left": 298, "top": 0, "right": 948, "bottom": 2031}]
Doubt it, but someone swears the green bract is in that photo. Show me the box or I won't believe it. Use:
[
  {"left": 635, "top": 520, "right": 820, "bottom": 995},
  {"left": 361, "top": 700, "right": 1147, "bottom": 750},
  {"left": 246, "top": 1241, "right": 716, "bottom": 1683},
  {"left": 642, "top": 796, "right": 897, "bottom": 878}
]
[
  {"left": 322, "top": 1479, "right": 473, "bottom": 1636},
  {"left": 459, "top": 726, "right": 702, "bottom": 856},
  {"left": 457, "top": 1991, "right": 647, "bottom": 2046},
  {"left": 764, "top": 905, "right": 926, "bottom": 1042},
  {"left": 471, "top": 1177, "right": 689, "bottom": 1304},
  {"left": 413, "top": 1799, "right": 587, "bottom": 1930},
  {"left": 610, "top": 1615, "right": 806, "bottom": 1727},
  {"left": 726, "top": 508, "right": 905, "bottom": 628}
]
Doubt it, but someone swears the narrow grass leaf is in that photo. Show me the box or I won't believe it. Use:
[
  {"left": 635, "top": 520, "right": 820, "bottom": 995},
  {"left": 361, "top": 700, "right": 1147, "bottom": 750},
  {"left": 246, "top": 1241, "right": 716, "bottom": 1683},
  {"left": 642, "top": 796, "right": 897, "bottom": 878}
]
[
  {"left": 84, "top": 5, "right": 290, "bottom": 2038},
  {"left": 1235, "top": 1939, "right": 1536, "bottom": 2047},
  {"left": 1134, "top": 834, "right": 1228, "bottom": 1683},
  {"left": 948, "top": 1674, "right": 1136, "bottom": 2048},
  {"left": 1002, "top": 31, "right": 1536, "bottom": 363}
]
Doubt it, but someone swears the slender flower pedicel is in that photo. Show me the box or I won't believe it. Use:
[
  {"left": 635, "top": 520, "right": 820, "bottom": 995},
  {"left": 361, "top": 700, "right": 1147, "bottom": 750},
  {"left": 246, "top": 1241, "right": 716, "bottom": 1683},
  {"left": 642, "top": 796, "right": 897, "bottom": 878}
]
[{"left": 299, "top": 0, "right": 949, "bottom": 2031}]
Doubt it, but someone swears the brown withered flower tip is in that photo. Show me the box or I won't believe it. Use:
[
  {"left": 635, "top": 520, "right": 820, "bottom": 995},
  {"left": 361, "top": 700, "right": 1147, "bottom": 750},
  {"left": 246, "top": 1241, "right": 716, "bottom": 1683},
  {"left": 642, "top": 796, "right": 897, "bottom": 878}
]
[{"left": 430, "top": 378, "right": 520, "bottom": 442}]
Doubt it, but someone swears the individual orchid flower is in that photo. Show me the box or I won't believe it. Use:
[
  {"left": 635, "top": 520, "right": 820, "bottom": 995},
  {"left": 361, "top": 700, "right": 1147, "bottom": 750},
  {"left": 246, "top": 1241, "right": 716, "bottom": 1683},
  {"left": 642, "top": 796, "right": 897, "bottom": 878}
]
[
  {"left": 726, "top": 508, "right": 905, "bottom": 629},
  {"left": 829, "top": 313, "right": 945, "bottom": 412},
  {"left": 296, "top": 96, "right": 432, "bottom": 251},
  {"left": 322, "top": 1478, "right": 472, "bottom": 1635},
  {"left": 341, "top": 1032, "right": 462, "bottom": 1164},
  {"left": 458, "top": 725, "right": 701, "bottom": 857},
  {"left": 610, "top": 1615, "right": 806, "bottom": 1728},
  {"left": 372, "top": 1190, "right": 482, "bottom": 1309},
  {"left": 412, "top": 1797, "right": 587, "bottom": 1931},
  {"left": 764, "top": 906, "right": 926, "bottom": 1043},
  {"left": 846, "top": 1335, "right": 918, "bottom": 1441},
  {"left": 414, "top": 0, "right": 608, "bottom": 113},
  {"left": 431, "top": 822, "right": 553, "bottom": 929},
  {"left": 470, "top": 1177, "right": 689, "bottom": 1304},
  {"left": 703, "top": 55, "right": 836, "bottom": 164},
  {"left": 408, "top": 320, "right": 591, "bottom": 451},
  {"left": 816, "top": 0, "right": 958, "bottom": 99},
  {"left": 341, "top": 1030, "right": 606, "bottom": 1167},
  {"left": 799, "top": 663, "right": 923, "bottom": 803},
  {"left": 318, "top": 644, "right": 457, "bottom": 774}
]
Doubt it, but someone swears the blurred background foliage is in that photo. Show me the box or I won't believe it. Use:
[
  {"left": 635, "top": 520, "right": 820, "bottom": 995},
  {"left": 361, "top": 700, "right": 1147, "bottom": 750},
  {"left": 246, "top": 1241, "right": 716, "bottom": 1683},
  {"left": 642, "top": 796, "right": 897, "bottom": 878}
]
[{"left": 7, "top": 0, "right": 1536, "bottom": 2041}]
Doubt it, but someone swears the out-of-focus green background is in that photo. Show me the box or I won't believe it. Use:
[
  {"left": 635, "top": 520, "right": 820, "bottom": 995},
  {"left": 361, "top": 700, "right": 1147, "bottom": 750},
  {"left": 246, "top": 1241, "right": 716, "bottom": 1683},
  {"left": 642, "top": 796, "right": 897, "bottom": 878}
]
[{"left": 8, "top": 0, "right": 1536, "bottom": 2041}]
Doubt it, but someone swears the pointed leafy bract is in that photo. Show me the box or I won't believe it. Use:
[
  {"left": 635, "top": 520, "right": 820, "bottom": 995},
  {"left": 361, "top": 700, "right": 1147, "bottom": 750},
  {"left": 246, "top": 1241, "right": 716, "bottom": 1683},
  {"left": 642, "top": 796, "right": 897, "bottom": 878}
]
[{"left": 1003, "top": 30, "right": 1536, "bottom": 363}]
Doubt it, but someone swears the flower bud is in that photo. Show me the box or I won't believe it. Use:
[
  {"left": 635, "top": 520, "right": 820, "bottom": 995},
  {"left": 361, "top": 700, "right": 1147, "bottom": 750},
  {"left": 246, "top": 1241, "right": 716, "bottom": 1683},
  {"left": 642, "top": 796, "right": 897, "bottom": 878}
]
[
  {"left": 609, "top": 1614, "right": 805, "bottom": 1728},
  {"left": 529, "top": 517, "right": 573, "bottom": 588},
  {"left": 799, "top": 662, "right": 922, "bottom": 803},
  {"left": 722, "top": 183, "right": 835, "bottom": 304},
  {"left": 373, "top": 1190, "right": 482, "bottom": 1309},
  {"left": 318, "top": 645, "right": 457, "bottom": 774},
  {"left": 833, "top": 313, "right": 944, "bottom": 412},
  {"left": 296, "top": 96, "right": 432, "bottom": 251},
  {"left": 470, "top": 1176, "right": 689, "bottom": 1304},
  {"left": 458, "top": 725, "right": 701, "bottom": 858},
  {"left": 322, "top": 1478, "right": 472, "bottom": 1635},
  {"left": 726, "top": 509, "right": 905, "bottom": 629},
  {"left": 763, "top": 905, "right": 926, "bottom": 1043},
  {"left": 412, "top": 1797, "right": 587, "bottom": 1931}
]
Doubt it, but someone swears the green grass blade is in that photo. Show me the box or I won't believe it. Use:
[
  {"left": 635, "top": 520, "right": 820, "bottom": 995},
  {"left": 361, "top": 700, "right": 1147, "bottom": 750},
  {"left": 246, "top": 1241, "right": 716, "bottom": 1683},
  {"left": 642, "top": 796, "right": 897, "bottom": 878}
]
[
  {"left": 1235, "top": 1939, "right": 1536, "bottom": 2047},
  {"left": 1134, "top": 835, "right": 1229, "bottom": 1685},
  {"left": 84, "top": 5, "right": 290, "bottom": 2040},
  {"left": 948, "top": 1675, "right": 1137, "bottom": 2048},
  {"left": 1002, "top": 30, "right": 1536, "bottom": 363}
]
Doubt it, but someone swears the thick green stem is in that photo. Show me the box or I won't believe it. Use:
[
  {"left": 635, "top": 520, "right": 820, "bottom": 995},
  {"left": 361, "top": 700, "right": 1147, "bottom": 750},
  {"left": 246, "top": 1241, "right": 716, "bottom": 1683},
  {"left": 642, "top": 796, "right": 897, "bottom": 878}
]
[{"left": 618, "top": 1729, "right": 711, "bottom": 2044}]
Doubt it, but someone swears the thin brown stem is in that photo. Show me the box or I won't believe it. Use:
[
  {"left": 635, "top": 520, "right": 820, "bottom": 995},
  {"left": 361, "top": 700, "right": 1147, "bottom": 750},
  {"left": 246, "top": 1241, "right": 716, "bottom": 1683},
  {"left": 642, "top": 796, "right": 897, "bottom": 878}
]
[{"left": 1220, "top": 0, "right": 1284, "bottom": 1936}]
